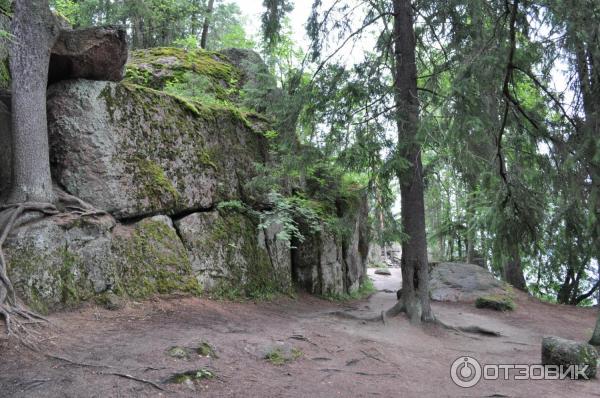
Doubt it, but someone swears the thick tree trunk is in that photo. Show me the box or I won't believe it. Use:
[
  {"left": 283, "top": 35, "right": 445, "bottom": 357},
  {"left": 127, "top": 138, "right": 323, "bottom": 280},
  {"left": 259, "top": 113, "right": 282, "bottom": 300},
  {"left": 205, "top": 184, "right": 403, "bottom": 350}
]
[
  {"left": 504, "top": 242, "right": 527, "bottom": 291},
  {"left": 590, "top": 312, "right": 600, "bottom": 346},
  {"left": 392, "top": 0, "right": 433, "bottom": 323},
  {"left": 200, "top": 0, "right": 215, "bottom": 49},
  {"left": 8, "top": 0, "right": 58, "bottom": 203}
]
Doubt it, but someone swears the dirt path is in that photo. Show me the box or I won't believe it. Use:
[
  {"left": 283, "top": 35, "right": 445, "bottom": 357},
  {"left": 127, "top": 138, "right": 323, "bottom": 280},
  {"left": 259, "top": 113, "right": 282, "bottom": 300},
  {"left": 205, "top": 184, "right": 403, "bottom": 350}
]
[{"left": 0, "top": 270, "right": 598, "bottom": 397}]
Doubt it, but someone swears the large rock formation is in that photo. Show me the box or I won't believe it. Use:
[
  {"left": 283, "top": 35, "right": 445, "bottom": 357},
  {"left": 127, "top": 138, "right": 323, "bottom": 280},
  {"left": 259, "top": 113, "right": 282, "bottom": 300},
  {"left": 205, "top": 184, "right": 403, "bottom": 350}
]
[
  {"left": 47, "top": 80, "right": 267, "bottom": 219},
  {"left": 49, "top": 26, "right": 128, "bottom": 84},
  {"left": 292, "top": 226, "right": 345, "bottom": 296},
  {"left": 1, "top": 46, "right": 370, "bottom": 312},
  {"left": 292, "top": 199, "right": 368, "bottom": 296}
]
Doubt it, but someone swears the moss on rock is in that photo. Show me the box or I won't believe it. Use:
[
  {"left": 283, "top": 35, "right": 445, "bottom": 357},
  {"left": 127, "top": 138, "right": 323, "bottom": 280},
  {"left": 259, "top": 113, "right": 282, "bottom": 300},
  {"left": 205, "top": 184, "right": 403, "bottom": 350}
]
[
  {"left": 475, "top": 295, "right": 516, "bottom": 311},
  {"left": 175, "top": 209, "right": 283, "bottom": 300},
  {"left": 125, "top": 47, "right": 240, "bottom": 101},
  {"left": 112, "top": 216, "right": 201, "bottom": 299}
]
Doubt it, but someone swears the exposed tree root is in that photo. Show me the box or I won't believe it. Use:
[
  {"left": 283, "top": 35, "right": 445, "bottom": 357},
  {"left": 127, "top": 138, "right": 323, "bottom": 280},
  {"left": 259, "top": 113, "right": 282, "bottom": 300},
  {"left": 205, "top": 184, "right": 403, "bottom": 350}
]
[
  {"left": 46, "top": 353, "right": 169, "bottom": 392},
  {"left": 330, "top": 300, "right": 502, "bottom": 337},
  {"left": 0, "top": 190, "right": 107, "bottom": 341},
  {"left": 0, "top": 202, "right": 59, "bottom": 339}
]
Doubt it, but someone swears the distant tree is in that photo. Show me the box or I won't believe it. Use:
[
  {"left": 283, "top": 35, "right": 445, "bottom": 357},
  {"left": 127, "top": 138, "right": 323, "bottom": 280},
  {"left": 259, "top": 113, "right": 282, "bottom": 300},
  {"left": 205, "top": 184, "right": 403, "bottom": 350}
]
[
  {"left": 262, "top": 0, "right": 293, "bottom": 52},
  {"left": 200, "top": 0, "right": 214, "bottom": 49}
]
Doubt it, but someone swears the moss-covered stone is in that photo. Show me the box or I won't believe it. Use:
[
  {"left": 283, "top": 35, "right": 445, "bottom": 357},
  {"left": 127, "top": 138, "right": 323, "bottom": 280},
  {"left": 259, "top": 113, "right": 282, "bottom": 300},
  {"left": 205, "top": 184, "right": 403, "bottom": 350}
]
[
  {"left": 125, "top": 47, "right": 240, "bottom": 101},
  {"left": 4, "top": 215, "right": 118, "bottom": 313},
  {"left": 475, "top": 295, "right": 516, "bottom": 311},
  {"left": 112, "top": 215, "right": 201, "bottom": 299},
  {"left": 167, "top": 368, "right": 215, "bottom": 384},
  {"left": 175, "top": 209, "right": 284, "bottom": 299},
  {"left": 263, "top": 345, "right": 303, "bottom": 365},
  {"left": 48, "top": 79, "right": 269, "bottom": 219},
  {"left": 542, "top": 336, "right": 598, "bottom": 379}
]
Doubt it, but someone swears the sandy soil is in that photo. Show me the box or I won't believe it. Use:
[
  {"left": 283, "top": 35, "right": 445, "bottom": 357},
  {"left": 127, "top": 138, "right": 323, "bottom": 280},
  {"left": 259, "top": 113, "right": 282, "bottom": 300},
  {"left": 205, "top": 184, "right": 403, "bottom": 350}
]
[{"left": 0, "top": 269, "right": 598, "bottom": 397}]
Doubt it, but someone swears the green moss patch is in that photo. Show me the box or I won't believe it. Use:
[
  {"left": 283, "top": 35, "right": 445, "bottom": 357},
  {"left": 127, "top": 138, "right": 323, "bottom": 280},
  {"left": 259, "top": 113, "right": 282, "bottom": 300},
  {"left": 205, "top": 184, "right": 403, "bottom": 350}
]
[
  {"left": 167, "top": 346, "right": 189, "bottom": 359},
  {"left": 167, "top": 368, "right": 215, "bottom": 384},
  {"left": 113, "top": 217, "right": 201, "bottom": 299},
  {"left": 197, "top": 341, "right": 218, "bottom": 358},
  {"left": 0, "top": 56, "right": 9, "bottom": 90},
  {"left": 264, "top": 347, "right": 303, "bottom": 365},
  {"left": 125, "top": 47, "right": 240, "bottom": 101},
  {"left": 322, "top": 278, "right": 376, "bottom": 301},
  {"left": 475, "top": 295, "right": 516, "bottom": 311}
]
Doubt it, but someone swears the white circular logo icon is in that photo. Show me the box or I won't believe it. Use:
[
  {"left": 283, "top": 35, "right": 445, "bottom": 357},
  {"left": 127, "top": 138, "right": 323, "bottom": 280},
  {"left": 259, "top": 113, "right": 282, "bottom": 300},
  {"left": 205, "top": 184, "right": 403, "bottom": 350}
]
[{"left": 450, "top": 356, "right": 482, "bottom": 388}]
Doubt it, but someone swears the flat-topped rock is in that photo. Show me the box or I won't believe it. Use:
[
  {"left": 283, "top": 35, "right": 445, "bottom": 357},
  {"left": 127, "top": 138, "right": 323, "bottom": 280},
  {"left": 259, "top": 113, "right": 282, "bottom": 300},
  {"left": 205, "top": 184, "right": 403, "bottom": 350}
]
[
  {"left": 429, "top": 262, "right": 510, "bottom": 302},
  {"left": 49, "top": 26, "right": 128, "bottom": 84}
]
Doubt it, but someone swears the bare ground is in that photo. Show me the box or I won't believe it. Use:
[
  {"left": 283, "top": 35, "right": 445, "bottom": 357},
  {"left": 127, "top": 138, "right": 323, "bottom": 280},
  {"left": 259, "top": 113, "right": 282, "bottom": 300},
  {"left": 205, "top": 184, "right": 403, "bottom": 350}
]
[{"left": 0, "top": 269, "right": 599, "bottom": 398}]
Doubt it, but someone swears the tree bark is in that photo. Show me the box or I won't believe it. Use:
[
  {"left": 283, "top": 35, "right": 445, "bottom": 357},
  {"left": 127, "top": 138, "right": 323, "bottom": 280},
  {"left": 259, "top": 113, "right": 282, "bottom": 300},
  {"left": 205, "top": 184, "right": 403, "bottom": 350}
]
[
  {"left": 8, "top": 0, "right": 58, "bottom": 203},
  {"left": 504, "top": 242, "right": 527, "bottom": 291},
  {"left": 200, "top": 0, "right": 215, "bottom": 49},
  {"left": 392, "top": 0, "right": 433, "bottom": 323}
]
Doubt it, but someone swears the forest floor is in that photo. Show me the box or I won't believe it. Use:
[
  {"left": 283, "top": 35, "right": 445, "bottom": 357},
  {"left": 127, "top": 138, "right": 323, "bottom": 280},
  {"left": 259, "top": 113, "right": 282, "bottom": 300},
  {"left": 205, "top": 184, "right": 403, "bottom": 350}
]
[{"left": 0, "top": 269, "right": 599, "bottom": 398}]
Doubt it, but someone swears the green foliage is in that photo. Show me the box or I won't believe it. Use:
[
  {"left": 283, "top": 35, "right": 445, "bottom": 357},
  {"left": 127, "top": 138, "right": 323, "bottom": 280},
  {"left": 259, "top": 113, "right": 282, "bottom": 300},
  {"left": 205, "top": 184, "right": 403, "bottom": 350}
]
[
  {"left": 0, "top": 0, "right": 10, "bottom": 14},
  {"left": 322, "top": 277, "right": 376, "bottom": 301},
  {"left": 51, "top": 0, "right": 255, "bottom": 50},
  {"left": 262, "top": 0, "right": 294, "bottom": 52},
  {"left": 264, "top": 346, "right": 302, "bottom": 365},
  {"left": 50, "top": 0, "right": 79, "bottom": 23},
  {"left": 168, "top": 368, "right": 214, "bottom": 384}
]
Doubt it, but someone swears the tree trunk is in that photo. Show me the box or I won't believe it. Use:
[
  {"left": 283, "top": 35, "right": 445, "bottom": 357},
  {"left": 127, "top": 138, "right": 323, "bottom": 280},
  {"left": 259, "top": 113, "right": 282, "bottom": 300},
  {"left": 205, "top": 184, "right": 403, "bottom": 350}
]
[
  {"left": 8, "top": 0, "right": 58, "bottom": 204},
  {"left": 200, "top": 0, "right": 215, "bottom": 49},
  {"left": 392, "top": 0, "right": 433, "bottom": 323},
  {"left": 590, "top": 312, "right": 600, "bottom": 346},
  {"left": 504, "top": 242, "right": 527, "bottom": 291}
]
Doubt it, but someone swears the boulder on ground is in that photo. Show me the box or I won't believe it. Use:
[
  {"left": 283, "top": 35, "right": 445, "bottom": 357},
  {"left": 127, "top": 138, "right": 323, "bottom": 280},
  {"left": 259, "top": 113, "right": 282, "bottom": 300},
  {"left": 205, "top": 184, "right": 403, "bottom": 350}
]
[
  {"left": 47, "top": 80, "right": 267, "bottom": 219},
  {"left": 112, "top": 215, "right": 201, "bottom": 298},
  {"left": 49, "top": 26, "right": 128, "bottom": 84},
  {"left": 258, "top": 218, "right": 293, "bottom": 292},
  {"left": 3, "top": 213, "right": 204, "bottom": 312},
  {"left": 292, "top": 225, "right": 345, "bottom": 296},
  {"left": 374, "top": 269, "right": 391, "bottom": 276},
  {"left": 340, "top": 195, "right": 369, "bottom": 292},
  {"left": 4, "top": 213, "right": 118, "bottom": 313},
  {"left": 542, "top": 336, "right": 598, "bottom": 379},
  {"left": 174, "top": 209, "right": 288, "bottom": 297},
  {"left": 429, "top": 262, "right": 510, "bottom": 302},
  {"left": 367, "top": 243, "right": 383, "bottom": 267}
]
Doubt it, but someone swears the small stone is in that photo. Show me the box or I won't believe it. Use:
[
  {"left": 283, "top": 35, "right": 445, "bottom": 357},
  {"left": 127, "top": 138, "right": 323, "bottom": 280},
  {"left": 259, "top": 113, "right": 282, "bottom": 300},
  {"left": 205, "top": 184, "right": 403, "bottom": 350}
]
[
  {"left": 97, "top": 292, "right": 125, "bottom": 311},
  {"left": 167, "top": 346, "right": 189, "bottom": 359},
  {"left": 374, "top": 269, "right": 391, "bottom": 276}
]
